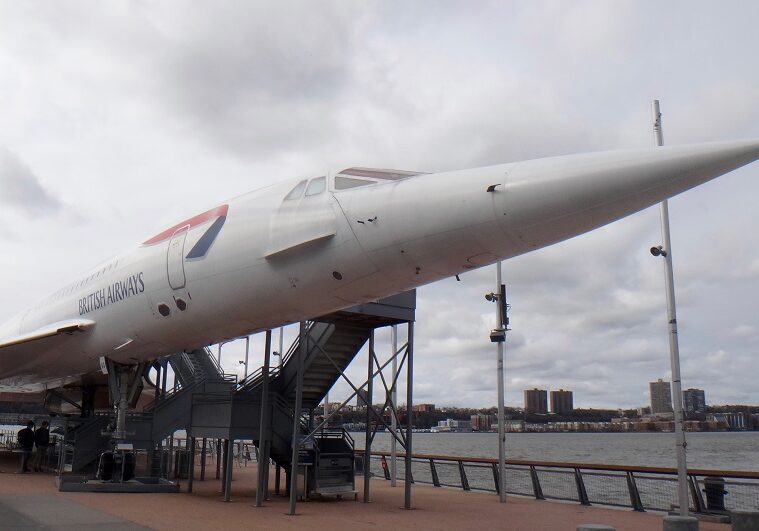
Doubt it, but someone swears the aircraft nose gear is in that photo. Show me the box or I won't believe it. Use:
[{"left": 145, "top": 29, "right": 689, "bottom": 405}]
[{"left": 100, "top": 357, "right": 149, "bottom": 440}]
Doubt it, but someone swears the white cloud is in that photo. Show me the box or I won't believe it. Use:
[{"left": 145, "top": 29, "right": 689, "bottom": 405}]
[{"left": 1, "top": 1, "right": 759, "bottom": 409}]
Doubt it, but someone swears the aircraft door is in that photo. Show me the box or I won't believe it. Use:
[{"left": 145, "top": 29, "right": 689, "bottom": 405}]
[{"left": 167, "top": 226, "right": 189, "bottom": 290}]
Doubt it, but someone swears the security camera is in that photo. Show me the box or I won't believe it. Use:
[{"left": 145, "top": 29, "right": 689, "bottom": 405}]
[
  {"left": 650, "top": 245, "right": 667, "bottom": 257},
  {"left": 485, "top": 292, "right": 499, "bottom": 302}
]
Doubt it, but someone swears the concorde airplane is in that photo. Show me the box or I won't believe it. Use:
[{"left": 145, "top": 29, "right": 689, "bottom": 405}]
[{"left": 1, "top": 140, "right": 759, "bottom": 405}]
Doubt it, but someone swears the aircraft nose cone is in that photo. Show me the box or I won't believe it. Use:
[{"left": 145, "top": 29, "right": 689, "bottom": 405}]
[{"left": 500, "top": 139, "right": 759, "bottom": 251}]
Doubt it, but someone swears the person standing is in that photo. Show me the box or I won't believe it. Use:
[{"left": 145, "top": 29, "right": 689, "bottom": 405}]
[
  {"left": 32, "top": 421, "right": 50, "bottom": 472},
  {"left": 17, "top": 421, "right": 35, "bottom": 473}
]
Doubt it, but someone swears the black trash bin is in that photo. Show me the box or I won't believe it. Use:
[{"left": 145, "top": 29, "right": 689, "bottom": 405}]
[{"left": 703, "top": 476, "right": 727, "bottom": 512}]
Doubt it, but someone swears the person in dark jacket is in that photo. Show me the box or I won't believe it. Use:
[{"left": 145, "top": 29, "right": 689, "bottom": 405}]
[
  {"left": 17, "top": 421, "right": 35, "bottom": 473},
  {"left": 32, "top": 421, "right": 50, "bottom": 472}
]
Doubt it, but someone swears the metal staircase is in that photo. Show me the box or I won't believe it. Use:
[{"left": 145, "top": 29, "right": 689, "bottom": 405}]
[
  {"left": 61, "top": 292, "right": 415, "bottom": 487},
  {"left": 278, "top": 322, "right": 372, "bottom": 408},
  {"left": 63, "top": 347, "right": 234, "bottom": 474}
]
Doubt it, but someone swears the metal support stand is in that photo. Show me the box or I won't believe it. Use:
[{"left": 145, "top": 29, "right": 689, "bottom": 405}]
[
  {"left": 256, "top": 330, "right": 272, "bottom": 507},
  {"left": 363, "top": 331, "right": 374, "bottom": 502},
  {"left": 405, "top": 322, "right": 414, "bottom": 510},
  {"left": 288, "top": 322, "right": 306, "bottom": 515},
  {"left": 652, "top": 100, "right": 689, "bottom": 516}
]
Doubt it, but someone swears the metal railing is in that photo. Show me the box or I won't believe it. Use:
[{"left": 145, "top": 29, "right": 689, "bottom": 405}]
[
  {"left": 359, "top": 450, "right": 759, "bottom": 514},
  {"left": 235, "top": 365, "right": 281, "bottom": 393}
]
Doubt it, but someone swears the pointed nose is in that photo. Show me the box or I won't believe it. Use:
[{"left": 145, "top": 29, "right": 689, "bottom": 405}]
[{"left": 499, "top": 139, "right": 759, "bottom": 251}]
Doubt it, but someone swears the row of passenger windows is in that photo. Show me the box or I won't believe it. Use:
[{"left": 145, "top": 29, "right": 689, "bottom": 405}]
[{"left": 49, "top": 260, "right": 119, "bottom": 301}]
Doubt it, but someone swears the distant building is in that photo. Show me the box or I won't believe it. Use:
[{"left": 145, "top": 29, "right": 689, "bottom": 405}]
[
  {"left": 682, "top": 389, "right": 706, "bottom": 414},
  {"left": 471, "top": 414, "right": 493, "bottom": 431},
  {"left": 356, "top": 389, "right": 370, "bottom": 408},
  {"left": 524, "top": 388, "right": 548, "bottom": 414},
  {"left": 550, "top": 389, "right": 574, "bottom": 414},
  {"left": 413, "top": 403, "right": 435, "bottom": 413},
  {"left": 709, "top": 412, "right": 747, "bottom": 430},
  {"left": 650, "top": 379, "right": 673, "bottom": 415},
  {"left": 432, "top": 418, "right": 472, "bottom": 432}
]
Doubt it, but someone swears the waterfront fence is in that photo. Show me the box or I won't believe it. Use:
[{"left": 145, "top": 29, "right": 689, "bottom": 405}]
[{"left": 358, "top": 450, "right": 759, "bottom": 514}]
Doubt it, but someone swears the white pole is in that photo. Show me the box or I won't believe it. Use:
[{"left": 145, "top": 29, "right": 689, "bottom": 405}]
[
  {"left": 496, "top": 262, "right": 506, "bottom": 503},
  {"left": 391, "top": 325, "right": 398, "bottom": 487},
  {"left": 652, "top": 100, "right": 689, "bottom": 516},
  {"left": 278, "top": 326, "right": 284, "bottom": 370},
  {"left": 244, "top": 336, "right": 250, "bottom": 379}
]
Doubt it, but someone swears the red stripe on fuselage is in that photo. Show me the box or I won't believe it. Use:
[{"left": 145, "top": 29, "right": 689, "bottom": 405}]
[{"left": 142, "top": 204, "right": 229, "bottom": 245}]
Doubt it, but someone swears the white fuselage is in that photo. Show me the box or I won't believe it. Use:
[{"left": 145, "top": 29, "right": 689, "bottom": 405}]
[{"left": 2, "top": 139, "right": 759, "bottom": 390}]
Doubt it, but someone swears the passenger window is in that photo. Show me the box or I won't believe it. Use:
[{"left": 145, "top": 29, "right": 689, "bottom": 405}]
[
  {"left": 334, "top": 176, "right": 377, "bottom": 190},
  {"left": 285, "top": 180, "right": 307, "bottom": 200},
  {"left": 305, "top": 176, "right": 326, "bottom": 196}
]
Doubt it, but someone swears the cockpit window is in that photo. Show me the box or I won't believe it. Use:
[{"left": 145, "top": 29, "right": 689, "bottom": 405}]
[
  {"left": 285, "top": 180, "right": 307, "bottom": 200},
  {"left": 305, "top": 176, "right": 326, "bottom": 196},
  {"left": 334, "top": 176, "right": 377, "bottom": 190}
]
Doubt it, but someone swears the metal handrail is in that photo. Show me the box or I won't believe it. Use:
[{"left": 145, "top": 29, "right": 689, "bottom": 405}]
[
  {"left": 358, "top": 450, "right": 759, "bottom": 513},
  {"left": 235, "top": 365, "right": 280, "bottom": 393},
  {"left": 357, "top": 451, "right": 759, "bottom": 479}
]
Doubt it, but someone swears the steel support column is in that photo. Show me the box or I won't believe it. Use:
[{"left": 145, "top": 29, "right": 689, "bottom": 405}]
[
  {"left": 200, "top": 438, "right": 207, "bottom": 481},
  {"left": 188, "top": 437, "right": 196, "bottom": 493},
  {"left": 391, "top": 325, "right": 398, "bottom": 487},
  {"left": 288, "top": 321, "right": 306, "bottom": 515},
  {"left": 215, "top": 439, "right": 221, "bottom": 479},
  {"left": 405, "top": 322, "right": 414, "bottom": 510},
  {"left": 224, "top": 439, "right": 233, "bottom": 502},
  {"left": 363, "top": 331, "right": 374, "bottom": 502},
  {"left": 256, "top": 330, "right": 272, "bottom": 507}
]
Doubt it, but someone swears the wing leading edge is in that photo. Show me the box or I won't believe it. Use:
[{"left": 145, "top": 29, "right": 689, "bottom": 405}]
[{"left": 0, "top": 319, "right": 95, "bottom": 350}]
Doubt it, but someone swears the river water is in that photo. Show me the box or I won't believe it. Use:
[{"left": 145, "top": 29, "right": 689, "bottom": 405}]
[{"left": 352, "top": 431, "right": 759, "bottom": 471}]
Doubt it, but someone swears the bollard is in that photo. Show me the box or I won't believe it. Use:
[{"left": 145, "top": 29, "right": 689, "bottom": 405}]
[
  {"left": 703, "top": 476, "right": 727, "bottom": 512},
  {"left": 731, "top": 510, "right": 759, "bottom": 531},
  {"left": 577, "top": 525, "right": 615, "bottom": 531},
  {"left": 662, "top": 515, "right": 698, "bottom": 531}
]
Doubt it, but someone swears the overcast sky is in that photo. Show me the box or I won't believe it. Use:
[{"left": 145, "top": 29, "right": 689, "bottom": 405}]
[{"left": 1, "top": 1, "right": 758, "bottom": 409}]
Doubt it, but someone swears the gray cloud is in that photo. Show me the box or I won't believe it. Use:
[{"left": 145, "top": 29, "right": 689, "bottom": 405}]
[
  {"left": 0, "top": 147, "right": 61, "bottom": 215},
  {"left": 1, "top": 1, "right": 759, "bottom": 410}
]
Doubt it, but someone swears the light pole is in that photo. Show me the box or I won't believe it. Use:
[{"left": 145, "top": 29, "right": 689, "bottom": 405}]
[
  {"left": 244, "top": 335, "right": 250, "bottom": 379},
  {"left": 651, "top": 99, "right": 689, "bottom": 516},
  {"left": 487, "top": 262, "right": 508, "bottom": 503},
  {"left": 217, "top": 338, "right": 237, "bottom": 371}
]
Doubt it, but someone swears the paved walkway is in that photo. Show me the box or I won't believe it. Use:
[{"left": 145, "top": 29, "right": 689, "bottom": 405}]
[
  {"left": 0, "top": 493, "right": 149, "bottom": 530},
  {"left": 0, "top": 453, "right": 730, "bottom": 530}
]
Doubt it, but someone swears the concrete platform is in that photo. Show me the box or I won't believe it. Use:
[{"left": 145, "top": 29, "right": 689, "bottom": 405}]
[
  {"left": 0, "top": 454, "right": 731, "bottom": 530},
  {"left": 57, "top": 475, "right": 180, "bottom": 493}
]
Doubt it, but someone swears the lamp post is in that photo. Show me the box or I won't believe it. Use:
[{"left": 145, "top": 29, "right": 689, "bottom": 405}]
[
  {"left": 217, "top": 338, "right": 237, "bottom": 371},
  {"left": 244, "top": 335, "right": 249, "bottom": 379},
  {"left": 487, "top": 262, "right": 508, "bottom": 503},
  {"left": 651, "top": 99, "right": 689, "bottom": 516}
]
